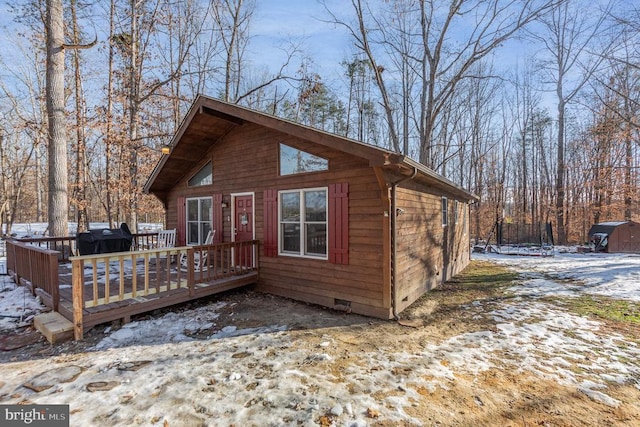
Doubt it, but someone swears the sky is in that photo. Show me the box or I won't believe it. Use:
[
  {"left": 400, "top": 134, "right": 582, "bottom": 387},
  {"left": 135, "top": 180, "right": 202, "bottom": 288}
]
[
  {"left": 1, "top": 242, "right": 639, "bottom": 425},
  {"left": 252, "top": 1, "right": 351, "bottom": 64},
  {"left": 0, "top": 0, "right": 615, "bottom": 112}
]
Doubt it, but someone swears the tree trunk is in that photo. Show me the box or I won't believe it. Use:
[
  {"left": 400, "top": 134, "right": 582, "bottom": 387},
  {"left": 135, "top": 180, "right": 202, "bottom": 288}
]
[
  {"left": 46, "top": 0, "right": 69, "bottom": 238},
  {"left": 555, "top": 98, "right": 566, "bottom": 244},
  {"left": 127, "top": 0, "right": 139, "bottom": 233},
  {"left": 105, "top": 0, "right": 116, "bottom": 226},
  {"left": 71, "top": 0, "right": 89, "bottom": 232}
]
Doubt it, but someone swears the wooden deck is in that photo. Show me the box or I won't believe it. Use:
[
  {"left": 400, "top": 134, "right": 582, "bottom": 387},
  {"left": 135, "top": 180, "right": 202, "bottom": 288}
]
[
  {"left": 56, "top": 260, "right": 257, "bottom": 332},
  {"left": 6, "top": 239, "right": 259, "bottom": 340}
]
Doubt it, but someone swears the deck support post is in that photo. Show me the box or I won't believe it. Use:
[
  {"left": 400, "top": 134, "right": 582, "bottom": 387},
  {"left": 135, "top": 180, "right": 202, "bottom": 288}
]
[
  {"left": 187, "top": 248, "right": 195, "bottom": 296},
  {"left": 72, "top": 259, "right": 85, "bottom": 340}
]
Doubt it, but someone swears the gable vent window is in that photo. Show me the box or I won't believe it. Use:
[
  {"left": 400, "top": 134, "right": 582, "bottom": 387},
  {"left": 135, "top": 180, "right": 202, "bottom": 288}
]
[
  {"left": 279, "top": 143, "right": 328, "bottom": 176},
  {"left": 188, "top": 161, "right": 213, "bottom": 187}
]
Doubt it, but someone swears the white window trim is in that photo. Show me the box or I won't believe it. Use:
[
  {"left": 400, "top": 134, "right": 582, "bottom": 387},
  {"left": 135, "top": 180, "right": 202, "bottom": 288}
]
[
  {"left": 186, "top": 196, "right": 213, "bottom": 245},
  {"left": 278, "top": 187, "right": 329, "bottom": 260}
]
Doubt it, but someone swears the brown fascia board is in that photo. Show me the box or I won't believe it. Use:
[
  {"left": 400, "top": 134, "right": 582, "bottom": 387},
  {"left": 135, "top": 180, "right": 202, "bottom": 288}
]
[
  {"left": 397, "top": 156, "right": 479, "bottom": 202},
  {"left": 143, "top": 96, "right": 243, "bottom": 196},
  {"left": 145, "top": 95, "right": 478, "bottom": 204},
  {"left": 143, "top": 98, "right": 205, "bottom": 195},
  {"left": 197, "top": 96, "right": 396, "bottom": 166}
]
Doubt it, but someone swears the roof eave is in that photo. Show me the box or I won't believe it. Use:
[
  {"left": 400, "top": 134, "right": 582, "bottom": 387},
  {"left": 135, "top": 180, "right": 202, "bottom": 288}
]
[{"left": 396, "top": 156, "right": 479, "bottom": 202}]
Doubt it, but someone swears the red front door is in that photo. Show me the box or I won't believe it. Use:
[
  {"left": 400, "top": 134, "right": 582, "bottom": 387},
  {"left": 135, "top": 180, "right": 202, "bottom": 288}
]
[{"left": 234, "top": 194, "right": 254, "bottom": 267}]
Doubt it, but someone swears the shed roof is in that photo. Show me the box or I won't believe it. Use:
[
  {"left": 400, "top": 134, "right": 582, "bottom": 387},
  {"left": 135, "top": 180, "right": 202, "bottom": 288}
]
[
  {"left": 588, "top": 221, "right": 635, "bottom": 236},
  {"left": 144, "top": 95, "right": 477, "bottom": 203}
]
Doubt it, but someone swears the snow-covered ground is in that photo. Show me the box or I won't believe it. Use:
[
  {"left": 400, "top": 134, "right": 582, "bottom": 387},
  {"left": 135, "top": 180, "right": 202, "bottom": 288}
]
[
  {"left": 0, "top": 249, "right": 638, "bottom": 425},
  {"left": 479, "top": 249, "right": 640, "bottom": 301}
]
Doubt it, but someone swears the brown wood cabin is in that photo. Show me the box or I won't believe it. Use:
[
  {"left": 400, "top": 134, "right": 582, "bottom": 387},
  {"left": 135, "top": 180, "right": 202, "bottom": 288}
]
[{"left": 144, "top": 95, "right": 477, "bottom": 319}]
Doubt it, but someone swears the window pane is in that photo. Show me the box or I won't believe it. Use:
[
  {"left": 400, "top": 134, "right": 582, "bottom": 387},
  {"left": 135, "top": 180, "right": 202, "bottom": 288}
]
[
  {"left": 282, "top": 224, "right": 300, "bottom": 252},
  {"left": 305, "top": 190, "right": 326, "bottom": 221},
  {"left": 201, "top": 222, "right": 212, "bottom": 244},
  {"left": 188, "top": 162, "right": 212, "bottom": 187},
  {"left": 201, "top": 198, "right": 212, "bottom": 221},
  {"left": 188, "top": 222, "right": 199, "bottom": 245},
  {"left": 441, "top": 197, "right": 448, "bottom": 226},
  {"left": 281, "top": 192, "right": 300, "bottom": 221},
  {"left": 305, "top": 224, "right": 326, "bottom": 255},
  {"left": 187, "top": 200, "right": 198, "bottom": 221},
  {"left": 280, "top": 144, "right": 328, "bottom": 175}
]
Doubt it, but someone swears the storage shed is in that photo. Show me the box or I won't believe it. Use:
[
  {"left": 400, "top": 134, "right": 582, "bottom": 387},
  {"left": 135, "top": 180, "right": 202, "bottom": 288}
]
[
  {"left": 144, "top": 95, "right": 477, "bottom": 319},
  {"left": 588, "top": 221, "right": 640, "bottom": 253}
]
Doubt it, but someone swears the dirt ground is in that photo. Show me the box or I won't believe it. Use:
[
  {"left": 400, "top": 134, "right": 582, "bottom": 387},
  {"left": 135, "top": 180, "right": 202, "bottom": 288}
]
[{"left": 2, "top": 262, "right": 640, "bottom": 426}]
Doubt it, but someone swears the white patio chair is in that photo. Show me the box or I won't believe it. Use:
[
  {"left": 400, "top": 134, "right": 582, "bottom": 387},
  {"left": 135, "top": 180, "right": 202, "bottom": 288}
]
[
  {"left": 180, "top": 230, "right": 215, "bottom": 272},
  {"left": 156, "top": 229, "right": 176, "bottom": 249}
]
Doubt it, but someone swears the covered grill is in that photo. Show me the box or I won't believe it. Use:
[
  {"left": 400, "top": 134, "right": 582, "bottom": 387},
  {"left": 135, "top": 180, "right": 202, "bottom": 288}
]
[{"left": 76, "top": 226, "right": 132, "bottom": 255}]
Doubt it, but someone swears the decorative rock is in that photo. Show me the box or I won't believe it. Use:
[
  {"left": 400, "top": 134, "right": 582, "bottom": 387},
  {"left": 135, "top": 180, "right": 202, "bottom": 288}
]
[{"left": 228, "top": 372, "right": 241, "bottom": 381}]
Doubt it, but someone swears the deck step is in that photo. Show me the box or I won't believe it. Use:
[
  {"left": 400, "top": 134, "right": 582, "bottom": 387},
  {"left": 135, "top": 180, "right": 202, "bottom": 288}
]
[{"left": 34, "top": 312, "right": 74, "bottom": 344}]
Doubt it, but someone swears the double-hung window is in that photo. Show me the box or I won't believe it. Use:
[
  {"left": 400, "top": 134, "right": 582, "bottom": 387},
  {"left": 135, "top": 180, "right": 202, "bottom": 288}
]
[
  {"left": 186, "top": 197, "right": 212, "bottom": 245},
  {"left": 279, "top": 188, "right": 327, "bottom": 258}
]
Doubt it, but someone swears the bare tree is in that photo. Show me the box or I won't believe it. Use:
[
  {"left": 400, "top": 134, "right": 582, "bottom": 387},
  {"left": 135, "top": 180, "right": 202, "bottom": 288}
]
[
  {"left": 70, "top": 0, "right": 90, "bottom": 232},
  {"left": 324, "top": 0, "right": 558, "bottom": 169},
  {"left": 45, "top": 0, "right": 68, "bottom": 238},
  {"left": 530, "top": 0, "right": 614, "bottom": 244}
]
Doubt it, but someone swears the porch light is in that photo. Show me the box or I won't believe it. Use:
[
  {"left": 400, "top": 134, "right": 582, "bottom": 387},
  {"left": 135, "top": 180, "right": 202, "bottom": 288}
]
[{"left": 161, "top": 145, "right": 171, "bottom": 155}]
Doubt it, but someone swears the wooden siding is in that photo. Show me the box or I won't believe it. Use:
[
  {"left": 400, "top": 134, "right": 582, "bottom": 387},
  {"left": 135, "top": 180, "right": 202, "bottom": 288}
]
[
  {"left": 394, "top": 185, "right": 470, "bottom": 312},
  {"left": 165, "top": 123, "right": 390, "bottom": 318}
]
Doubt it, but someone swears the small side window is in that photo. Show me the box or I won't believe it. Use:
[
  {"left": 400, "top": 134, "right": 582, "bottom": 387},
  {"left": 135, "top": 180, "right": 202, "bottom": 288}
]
[{"left": 441, "top": 197, "right": 448, "bottom": 227}]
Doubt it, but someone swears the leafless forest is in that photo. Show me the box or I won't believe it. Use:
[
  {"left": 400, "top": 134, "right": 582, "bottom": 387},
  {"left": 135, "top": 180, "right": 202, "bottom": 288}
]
[{"left": 0, "top": 0, "right": 637, "bottom": 244}]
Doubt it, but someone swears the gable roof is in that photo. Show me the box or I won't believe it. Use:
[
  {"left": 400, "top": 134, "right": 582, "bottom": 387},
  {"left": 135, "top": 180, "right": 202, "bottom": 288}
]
[
  {"left": 144, "top": 95, "right": 477, "bottom": 202},
  {"left": 588, "top": 221, "right": 637, "bottom": 236}
]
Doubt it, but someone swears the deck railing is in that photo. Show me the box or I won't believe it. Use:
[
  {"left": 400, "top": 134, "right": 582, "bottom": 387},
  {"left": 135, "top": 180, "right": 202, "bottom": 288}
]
[
  {"left": 5, "top": 239, "right": 60, "bottom": 310},
  {"left": 14, "top": 236, "right": 77, "bottom": 262},
  {"left": 13, "top": 232, "right": 161, "bottom": 262},
  {"left": 70, "top": 240, "right": 259, "bottom": 339}
]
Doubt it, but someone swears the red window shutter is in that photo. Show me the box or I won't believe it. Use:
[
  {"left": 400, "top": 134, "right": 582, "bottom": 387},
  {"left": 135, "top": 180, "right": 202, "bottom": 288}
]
[
  {"left": 177, "top": 196, "right": 186, "bottom": 246},
  {"left": 263, "top": 189, "right": 278, "bottom": 257},
  {"left": 329, "top": 183, "right": 349, "bottom": 264},
  {"left": 212, "top": 193, "right": 223, "bottom": 243}
]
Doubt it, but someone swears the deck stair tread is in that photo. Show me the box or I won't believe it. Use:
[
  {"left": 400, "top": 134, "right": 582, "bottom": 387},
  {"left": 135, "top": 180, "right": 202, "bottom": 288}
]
[{"left": 34, "top": 312, "right": 74, "bottom": 344}]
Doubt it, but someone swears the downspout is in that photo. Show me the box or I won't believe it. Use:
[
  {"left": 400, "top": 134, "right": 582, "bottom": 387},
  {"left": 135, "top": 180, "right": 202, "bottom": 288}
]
[{"left": 391, "top": 166, "right": 418, "bottom": 320}]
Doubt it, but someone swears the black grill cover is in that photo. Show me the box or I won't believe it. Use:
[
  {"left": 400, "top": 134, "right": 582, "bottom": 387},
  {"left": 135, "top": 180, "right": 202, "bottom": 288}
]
[{"left": 77, "top": 228, "right": 133, "bottom": 255}]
